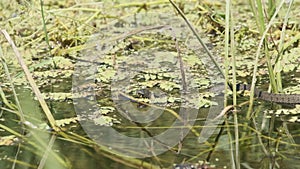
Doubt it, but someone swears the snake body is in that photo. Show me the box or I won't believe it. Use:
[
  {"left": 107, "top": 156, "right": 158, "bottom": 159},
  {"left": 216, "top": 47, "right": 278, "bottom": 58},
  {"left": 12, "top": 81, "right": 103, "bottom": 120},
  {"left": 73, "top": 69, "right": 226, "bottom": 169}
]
[{"left": 236, "top": 83, "right": 300, "bottom": 104}]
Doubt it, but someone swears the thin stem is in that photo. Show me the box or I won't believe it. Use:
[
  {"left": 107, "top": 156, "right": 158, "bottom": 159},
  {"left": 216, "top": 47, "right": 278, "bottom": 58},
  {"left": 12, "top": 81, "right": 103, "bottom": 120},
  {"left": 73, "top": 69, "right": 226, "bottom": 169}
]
[
  {"left": 247, "top": 0, "right": 286, "bottom": 118},
  {"left": 40, "top": 0, "right": 51, "bottom": 50},
  {"left": 0, "top": 50, "right": 25, "bottom": 123},
  {"left": 229, "top": 2, "right": 240, "bottom": 168},
  {"left": 274, "top": 0, "right": 294, "bottom": 92},
  {"left": 169, "top": 0, "right": 225, "bottom": 79},
  {"left": 1, "top": 30, "right": 58, "bottom": 131},
  {"left": 224, "top": 0, "right": 231, "bottom": 106},
  {"left": 225, "top": 118, "right": 236, "bottom": 169}
]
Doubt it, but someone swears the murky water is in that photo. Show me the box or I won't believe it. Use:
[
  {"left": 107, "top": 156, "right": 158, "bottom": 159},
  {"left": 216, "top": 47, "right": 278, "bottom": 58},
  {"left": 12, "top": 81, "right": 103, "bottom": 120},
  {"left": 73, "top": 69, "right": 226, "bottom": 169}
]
[
  {"left": 1, "top": 86, "right": 299, "bottom": 169},
  {"left": 1, "top": 1, "right": 299, "bottom": 168}
]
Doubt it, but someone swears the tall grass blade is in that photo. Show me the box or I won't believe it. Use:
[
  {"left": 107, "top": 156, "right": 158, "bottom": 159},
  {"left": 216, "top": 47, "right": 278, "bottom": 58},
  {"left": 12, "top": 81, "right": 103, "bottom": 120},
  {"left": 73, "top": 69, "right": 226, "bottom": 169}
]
[
  {"left": 0, "top": 46, "right": 25, "bottom": 123},
  {"left": 1, "top": 30, "right": 58, "bottom": 131},
  {"left": 225, "top": 119, "right": 236, "bottom": 169},
  {"left": 39, "top": 0, "right": 51, "bottom": 50},
  {"left": 247, "top": 0, "right": 286, "bottom": 117},
  {"left": 274, "top": 0, "right": 294, "bottom": 92}
]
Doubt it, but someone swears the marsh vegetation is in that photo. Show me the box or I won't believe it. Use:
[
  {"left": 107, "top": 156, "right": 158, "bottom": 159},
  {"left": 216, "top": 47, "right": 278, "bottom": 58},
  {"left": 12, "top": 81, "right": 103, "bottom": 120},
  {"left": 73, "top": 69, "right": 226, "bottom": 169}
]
[{"left": 0, "top": 0, "right": 299, "bottom": 169}]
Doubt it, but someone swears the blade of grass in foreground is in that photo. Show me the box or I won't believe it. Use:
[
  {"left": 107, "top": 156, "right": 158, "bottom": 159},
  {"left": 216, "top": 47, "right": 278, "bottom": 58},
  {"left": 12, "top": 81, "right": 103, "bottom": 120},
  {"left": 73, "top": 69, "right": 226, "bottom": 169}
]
[
  {"left": 228, "top": 1, "right": 240, "bottom": 168},
  {"left": 247, "top": 0, "right": 286, "bottom": 118},
  {"left": 274, "top": 0, "right": 294, "bottom": 92},
  {"left": 1, "top": 30, "right": 58, "bottom": 131},
  {"left": 0, "top": 46, "right": 25, "bottom": 123},
  {"left": 224, "top": 0, "right": 235, "bottom": 168}
]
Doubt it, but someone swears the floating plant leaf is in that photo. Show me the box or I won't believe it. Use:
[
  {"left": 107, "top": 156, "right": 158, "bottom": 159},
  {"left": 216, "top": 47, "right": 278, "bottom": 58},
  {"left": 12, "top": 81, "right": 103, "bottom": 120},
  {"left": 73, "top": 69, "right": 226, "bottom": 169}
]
[
  {"left": 191, "top": 77, "right": 210, "bottom": 88},
  {"left": 96, "top": 68, "right": 116, "bottom": 83},
  {"left": 159, "top": 81, "right": 180, "bottom": 91},
  {"left": 93, "top": 115, "right": 120, "bottom": 126},
  {"left": 42, "top": 92, "right": 73, "bottom": 101},
  {"left": 275, "top": 48, "right": 300, "bottom": 73},
  {"left": 56, "top": 117, "right": 79, "bottom": 127},
  {"left": 93, "top": 116, "right": 114, "bottom": 126},
  {"left": 52, "top": 56, "right": 74, "bottom": 69},
  {"left": 100, "top": 106, "right": 115, "bottom": 115},
  {"left": 266, "top": 105, "right": 300, "bottom": 116},
  {"left": 288, "top": 116, "right": 299, "bottom": 123},
  {"left": 236, "top": 70, "right": 250, "bottom": 77},
  {"left": 33, "top": 70, "right": 73, "bottom": 79},
  {"left": 183, "top": 54, "right": 203, "bottom": 66},
  {"left": 283, "top": 85, "right": 300, "bottom": 94},
  {"left": 88, "top": 107, "right": 119, "bottom": 126}
]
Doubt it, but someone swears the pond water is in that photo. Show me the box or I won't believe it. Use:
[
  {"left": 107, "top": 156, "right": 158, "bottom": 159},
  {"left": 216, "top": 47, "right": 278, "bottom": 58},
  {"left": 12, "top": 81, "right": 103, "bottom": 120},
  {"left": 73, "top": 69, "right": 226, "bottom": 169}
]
[
  {"left": 1, "top": 1, "right": 300, "bottom": 168},
  {"left": 1, "top": 86, "right": 300, "bottom": 169}
]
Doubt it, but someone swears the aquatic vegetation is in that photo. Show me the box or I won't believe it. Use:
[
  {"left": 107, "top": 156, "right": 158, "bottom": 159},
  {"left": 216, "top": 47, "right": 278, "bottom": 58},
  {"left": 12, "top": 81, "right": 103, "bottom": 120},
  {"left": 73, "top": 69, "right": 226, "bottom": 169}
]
[{"left": 0, "top": 0, "right": 299, "bottom": 168}]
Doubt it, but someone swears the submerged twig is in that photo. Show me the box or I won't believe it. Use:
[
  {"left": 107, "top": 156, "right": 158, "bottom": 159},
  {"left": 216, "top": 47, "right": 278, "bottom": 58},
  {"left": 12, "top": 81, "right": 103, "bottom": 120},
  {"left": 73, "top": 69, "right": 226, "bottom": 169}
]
[
  {"left": 205, "top": 120, "right": 225, "bottom": 162},
  {"left": 173, "top": 30, "right": 187, "bottom": 92}
]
